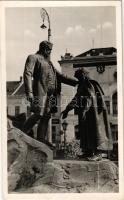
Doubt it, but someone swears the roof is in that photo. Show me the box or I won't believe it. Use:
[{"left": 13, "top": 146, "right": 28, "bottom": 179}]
[
  {"left": 59, "top": 47, "right": 117, "bottom": 67},
  {"left": 7, "top": 81, "right": 20, "bottom": 95},
  {"left": 14, "top": 83, "right": 25, "bottom": 95},
  {"left": 73, "top": 54, "right": 117, "bottom": 68},
  {"left": 7, "top": 77, "right": 25, "bottom": 96},
  {"left": 76, "top": 47, "right": 116, "bottom": 58}
]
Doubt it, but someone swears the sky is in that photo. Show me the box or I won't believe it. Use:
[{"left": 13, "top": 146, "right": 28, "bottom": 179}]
[{"left": 6, "top": 6, "right": 116, "bottom": 81}]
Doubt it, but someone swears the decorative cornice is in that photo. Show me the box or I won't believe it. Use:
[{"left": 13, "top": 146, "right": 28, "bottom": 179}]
[{"left": 58, "top": 54, "right": 117, "bottom": 67}]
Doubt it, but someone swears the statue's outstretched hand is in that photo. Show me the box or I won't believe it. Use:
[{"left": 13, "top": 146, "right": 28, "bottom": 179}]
[
  {"left": 27, "top": 93, "right": 34, "bottom": 103},
  {"left": 61, "top": 110, "right": 68, "bottom": 119}
]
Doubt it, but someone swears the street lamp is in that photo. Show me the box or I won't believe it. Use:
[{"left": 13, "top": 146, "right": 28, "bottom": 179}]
[
  {"left": 40, "top": 8, "right": 51, "bottom": 42},
  {"left": 62, "top": 120, "right": 68, "bottom": 156}
]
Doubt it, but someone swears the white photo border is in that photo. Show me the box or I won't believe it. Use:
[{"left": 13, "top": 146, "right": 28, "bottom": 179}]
[{"left": 0, "top": 1, "right": 123, "bottom": 200}]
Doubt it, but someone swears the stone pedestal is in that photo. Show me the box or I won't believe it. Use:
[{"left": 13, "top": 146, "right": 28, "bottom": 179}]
[
  {"left": 9, "top": 158, "right": 118, "bottom": 193},
  {"left": 8, "top": 127, "right": 53, "bottom": 192},
  {"left": 8, "top": 126, "right": 118, "bottom": 193},
  {"left": 49, "top": 160, "right": 118, "bottom": 193}
]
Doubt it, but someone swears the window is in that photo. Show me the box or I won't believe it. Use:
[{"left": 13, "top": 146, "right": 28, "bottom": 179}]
[
  {"left": 110, "top": 124, "right": 118, "bottom": 142},
  {"left": 75, "top": 125, "right": 80, "bottom": 140},
  {"left": 15, "top": 106, "right": 20, "bottom": 116},
  {"left": 112, "top": 92, "right": 117, "bottom": 115},
  {"left": 105, "top": 101, "right": 110, "bottom": 114},
  {"left": 52, "top": 126, "right": 56, "bottom": 143},
  {"left": 113, "top": 71, "right": 117, "bottom": 81},
  {"left": 27, "top": 106, "right": 31, "bottom": 117}
]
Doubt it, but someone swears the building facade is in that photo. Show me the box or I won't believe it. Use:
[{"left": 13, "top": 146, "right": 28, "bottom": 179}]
[{"left": 58, "top": 47, "right": 117, "bottom": 144}]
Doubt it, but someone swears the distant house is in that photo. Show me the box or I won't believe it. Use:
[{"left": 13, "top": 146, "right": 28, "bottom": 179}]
[{"left": 7, "top": 76, "right": 31, "bottom": 118}]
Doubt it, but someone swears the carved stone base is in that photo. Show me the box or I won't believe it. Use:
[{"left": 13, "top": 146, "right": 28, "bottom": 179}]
[
  {"left": 8, "top": 127, "right": 53, "bottom": 191},
  {"left": 8, "top": 127, "right": 118, "bottom": 193}
]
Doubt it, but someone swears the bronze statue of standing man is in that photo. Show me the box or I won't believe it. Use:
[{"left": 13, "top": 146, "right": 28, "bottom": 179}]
[{"left": 23, "top": 40, "right": 78, "bottom": 147}]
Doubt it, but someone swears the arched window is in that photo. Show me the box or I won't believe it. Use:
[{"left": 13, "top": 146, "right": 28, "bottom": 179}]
[
  {"left": 112, "top": 92, "right": 117, "bottom": 115},
  {"left": 75, "top": 125, "right": 80, "bottom": 140},
  {"left": 110, "top": 124, "right": 118, "bottom": 142},
  {"left": 105, "top": 100, "right": 110, "bottom": 114},
  {"left": 15, "top": 106, "right": 20, "bottom": 116},
  {"left": 52, "top": 126, "right": 56, "bottom": 143}
]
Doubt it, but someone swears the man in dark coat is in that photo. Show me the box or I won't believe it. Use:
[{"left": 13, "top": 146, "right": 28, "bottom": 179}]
[
  {"left": 23, "top": 41, "right": 78, "bottom": 146},
  {"left": 61, "top": 69, "right": 113, "bottom": 161}
]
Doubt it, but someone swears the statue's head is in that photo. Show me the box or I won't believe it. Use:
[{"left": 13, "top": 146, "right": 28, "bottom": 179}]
[
  {"left": 74, "top": 68, "right": 89, "bottom": 82},
  {"left": 39, "top": 40, "right": 53, "bottom": 58}
]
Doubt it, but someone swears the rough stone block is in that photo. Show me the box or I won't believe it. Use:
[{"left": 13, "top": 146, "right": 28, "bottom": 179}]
[
  {"left": 8, "top": 127, "right": 53, "bottom": 192},
  {"left": 8, "top": 128, "right": 118, "bottom": 193}
]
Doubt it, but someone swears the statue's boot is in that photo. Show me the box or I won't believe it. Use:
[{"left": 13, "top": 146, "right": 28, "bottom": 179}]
[
  {"left": 87, "top": 153, "right": 102, "bottom": 161},
  {"left": 37, "top": 117, "right": 55, "bottom": 149},
  {"left": 23, "top": 114, "right": 40, "bottom": 135}
]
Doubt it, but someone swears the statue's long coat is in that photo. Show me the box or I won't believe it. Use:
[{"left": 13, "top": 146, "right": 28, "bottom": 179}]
[
  {"left": 66, "top": 80, "right": 113, "bottom": 151},
  {"left": 23, "top": 52, "right": 77, "bottom": 116}
]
